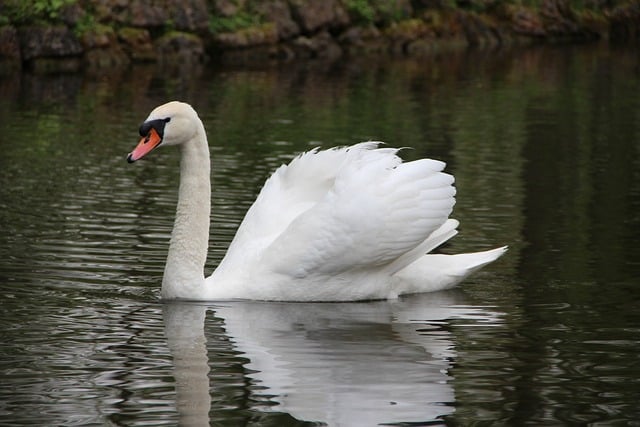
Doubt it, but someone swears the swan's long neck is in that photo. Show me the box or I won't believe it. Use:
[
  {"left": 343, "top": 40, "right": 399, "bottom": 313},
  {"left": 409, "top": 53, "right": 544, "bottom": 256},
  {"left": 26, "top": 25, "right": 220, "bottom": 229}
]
[{"left": 161, "top": 125, "right": 211, "bottom": 300}]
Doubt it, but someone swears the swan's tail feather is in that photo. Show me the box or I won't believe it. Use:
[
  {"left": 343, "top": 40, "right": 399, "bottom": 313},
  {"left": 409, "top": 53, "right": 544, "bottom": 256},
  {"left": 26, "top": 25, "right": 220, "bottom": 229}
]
[
  {"left": 391, "top": 246, "right": 507, "bottom": 296},
  {"left": 458, "top": 246, "right": 507, "bottom": 271},
  {"left": 386, "top": 219, "right": 459, "bottom": 275}
]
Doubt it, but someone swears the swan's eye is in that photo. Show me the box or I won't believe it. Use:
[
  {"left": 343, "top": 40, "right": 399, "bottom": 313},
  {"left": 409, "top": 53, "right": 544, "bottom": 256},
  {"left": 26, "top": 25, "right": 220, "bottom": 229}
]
[
  {"left": 139, "top": 122, "right": 149, "bottom": 137},
  {"left": 139, "top": 118, "right": 171, "bottom": 138}
]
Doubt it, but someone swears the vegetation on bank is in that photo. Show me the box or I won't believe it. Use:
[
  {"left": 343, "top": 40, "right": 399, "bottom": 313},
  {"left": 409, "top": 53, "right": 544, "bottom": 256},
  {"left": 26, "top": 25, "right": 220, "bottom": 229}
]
[
  {"left": 0, "top": 0, "right": 638, "bottom": 71},
  {"left": 1, "top": 0, "right": 636, "bottom": 31},
  {"left": 0, "top": 0, "right": 74, "bottom": 25}
]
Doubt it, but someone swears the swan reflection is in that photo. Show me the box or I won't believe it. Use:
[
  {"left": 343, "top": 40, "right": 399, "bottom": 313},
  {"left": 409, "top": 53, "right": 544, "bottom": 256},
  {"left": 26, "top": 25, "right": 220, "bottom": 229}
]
[{"left": 163, "top": 292, "right": 502, "bottom": 426}]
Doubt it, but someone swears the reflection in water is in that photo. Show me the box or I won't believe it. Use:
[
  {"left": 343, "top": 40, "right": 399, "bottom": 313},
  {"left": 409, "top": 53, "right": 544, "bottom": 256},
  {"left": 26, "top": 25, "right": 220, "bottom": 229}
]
[
  {"left": 163, "top": 305, "right": 211, "bottom": 426},
  {"left": 164, "top": 292, "right": 502, "bottom": 426}
]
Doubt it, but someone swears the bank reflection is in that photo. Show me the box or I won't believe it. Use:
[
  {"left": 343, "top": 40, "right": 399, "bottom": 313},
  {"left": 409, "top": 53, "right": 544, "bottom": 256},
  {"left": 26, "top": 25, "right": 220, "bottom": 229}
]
[{"left": 163, "top": 292, "right": 503, "bottom": 426}]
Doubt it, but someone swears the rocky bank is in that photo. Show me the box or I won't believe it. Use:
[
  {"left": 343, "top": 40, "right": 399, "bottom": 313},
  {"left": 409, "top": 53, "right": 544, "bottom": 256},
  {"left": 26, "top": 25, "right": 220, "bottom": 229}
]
[{"left": 0, "top": 0, "right": 638, "bottom": 72}]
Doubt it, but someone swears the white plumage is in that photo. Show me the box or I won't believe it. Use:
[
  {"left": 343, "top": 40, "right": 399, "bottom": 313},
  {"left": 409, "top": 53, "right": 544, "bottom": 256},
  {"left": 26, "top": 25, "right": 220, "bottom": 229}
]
[{"left": 128, "top": 101, "right": 506, "bottom": 301}]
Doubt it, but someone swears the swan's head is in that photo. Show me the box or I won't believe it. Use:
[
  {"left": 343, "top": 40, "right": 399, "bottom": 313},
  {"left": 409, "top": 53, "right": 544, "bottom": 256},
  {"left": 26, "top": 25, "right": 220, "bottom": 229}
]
[{"left": 127, "top": 101, "right": 200, "bottom": 163}]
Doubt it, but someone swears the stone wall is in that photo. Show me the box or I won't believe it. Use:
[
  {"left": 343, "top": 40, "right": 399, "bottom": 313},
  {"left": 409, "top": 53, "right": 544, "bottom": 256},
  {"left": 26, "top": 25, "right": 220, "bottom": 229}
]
[{"left": 0, "top": 0, "right": 637, "bottom": 72}]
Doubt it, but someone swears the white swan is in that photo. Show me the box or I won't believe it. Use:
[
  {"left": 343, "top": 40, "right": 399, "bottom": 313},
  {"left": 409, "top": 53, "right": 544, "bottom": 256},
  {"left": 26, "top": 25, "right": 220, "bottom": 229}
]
[{"left": 127, "top": 101, "right": 506, "bottom": 301}]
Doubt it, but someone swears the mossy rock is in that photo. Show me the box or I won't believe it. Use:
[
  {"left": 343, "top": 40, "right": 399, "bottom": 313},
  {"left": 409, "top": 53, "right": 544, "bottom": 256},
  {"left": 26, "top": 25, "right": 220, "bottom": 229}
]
[
  {"left": 0, "top": 25, "right": 21, "bottom": 61},
  {"left": 117, "top": 27, "right": 151, "bottom": 45},
  {"left": 80, "top": 24, "right": 117, "bottom": 49},
  {"left": 17, "top": 25, "right": 83, "bottom": 60},
  {"left": 117, "top": 27, "right": 154, "bottom": 62},
  {"left": 213, "top": 23, "right": 278, "bottom": 49},
  {"left": 384, "top": 19, "right": 432, "bottom": 40}
]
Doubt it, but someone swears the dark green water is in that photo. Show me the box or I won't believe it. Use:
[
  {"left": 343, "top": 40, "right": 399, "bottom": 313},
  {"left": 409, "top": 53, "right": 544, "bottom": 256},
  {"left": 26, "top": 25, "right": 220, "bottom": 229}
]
[{"left": 1, "top": 44, "right": 639, "bottom": 425}]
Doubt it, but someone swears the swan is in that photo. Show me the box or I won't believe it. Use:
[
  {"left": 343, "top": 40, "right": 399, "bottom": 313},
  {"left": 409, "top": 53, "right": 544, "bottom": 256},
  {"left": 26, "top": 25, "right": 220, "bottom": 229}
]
[{"left": 127, "top": 101, "right": 506, "bottom": 301}]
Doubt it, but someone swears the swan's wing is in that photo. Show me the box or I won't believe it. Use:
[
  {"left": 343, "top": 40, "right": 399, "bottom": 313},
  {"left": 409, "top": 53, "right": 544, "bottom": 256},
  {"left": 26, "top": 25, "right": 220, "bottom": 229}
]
[
  {"left": 261, "top": 145, "right": 456, "bottom": 278},
  {"left": 219, "top": 143, "right": 382, "bottom": 267}
]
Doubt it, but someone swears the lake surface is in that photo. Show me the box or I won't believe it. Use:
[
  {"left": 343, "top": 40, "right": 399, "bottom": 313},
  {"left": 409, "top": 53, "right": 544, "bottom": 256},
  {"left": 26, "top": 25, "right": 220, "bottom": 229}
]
[{"left": 1, "top": 44, "right": 639, "bottom": 425}]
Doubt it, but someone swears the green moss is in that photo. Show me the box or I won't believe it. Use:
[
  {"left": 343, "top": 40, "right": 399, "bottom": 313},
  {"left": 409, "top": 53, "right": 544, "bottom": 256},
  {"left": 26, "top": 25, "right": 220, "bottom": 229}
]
[
  {"left": 344, "top": 0, "right": 409, "bottom": 26},
  {"left": 2, "top": 0, "right": 76, "bottom": 25},
  {"left": 160, "top": 30, "right": 202, "bottom": 42},
  {"left": 385, "top": 19, "right": 430, "bottom": 38},
  {"left": 576, "top": 8, "right": 609, "bottom": 28},
  {"left": 344, "top": 0, "right": 376, "bottom": 25},
  {"left": 117, "top": 27, "right": 147, "bottom": 41},
  {"left": 209, "top": 12, "right": 263, "bottom": 34},
  {"left": 73, "top": 11, "right": 96, "bottom": 37}
]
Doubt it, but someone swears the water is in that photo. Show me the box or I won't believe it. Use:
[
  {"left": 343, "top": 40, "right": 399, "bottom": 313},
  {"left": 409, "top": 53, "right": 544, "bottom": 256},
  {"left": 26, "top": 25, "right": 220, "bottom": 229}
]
[{"left": 1, "top": 44, "right": 639, "bottom": 425}]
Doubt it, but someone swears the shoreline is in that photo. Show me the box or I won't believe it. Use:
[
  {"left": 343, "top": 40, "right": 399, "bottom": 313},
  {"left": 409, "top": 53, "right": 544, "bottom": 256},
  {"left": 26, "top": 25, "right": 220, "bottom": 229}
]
[{"left": 0, "top": 0, "right": 638, "bottom": 73}]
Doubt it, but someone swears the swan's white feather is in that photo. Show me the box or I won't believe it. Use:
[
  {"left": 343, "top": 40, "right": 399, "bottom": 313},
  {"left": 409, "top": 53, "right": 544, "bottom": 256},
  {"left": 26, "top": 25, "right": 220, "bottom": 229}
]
[
  {"left": 392, "top": 246, "right": 508, "bottom": 295},
  {"left": 262, "top": 145, "right": 455, "bottom": 276},
  {"left": 218, "top": 143, "right": 381, "bottom": 272}
]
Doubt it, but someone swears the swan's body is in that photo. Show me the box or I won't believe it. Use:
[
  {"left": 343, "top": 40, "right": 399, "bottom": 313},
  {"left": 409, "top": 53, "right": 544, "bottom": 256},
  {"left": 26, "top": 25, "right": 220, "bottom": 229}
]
[{"left": 128, "top": 101, "right": 506, "bottom": 301}]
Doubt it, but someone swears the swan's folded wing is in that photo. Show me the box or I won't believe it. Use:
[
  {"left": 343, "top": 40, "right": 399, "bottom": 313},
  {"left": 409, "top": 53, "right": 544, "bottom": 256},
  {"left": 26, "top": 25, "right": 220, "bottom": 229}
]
[
  {"left": 261, "top": 150, "right": 456, "bottom": 279},
  {"left": 220, "top": 143, "right": 380, "bottom": 266}
]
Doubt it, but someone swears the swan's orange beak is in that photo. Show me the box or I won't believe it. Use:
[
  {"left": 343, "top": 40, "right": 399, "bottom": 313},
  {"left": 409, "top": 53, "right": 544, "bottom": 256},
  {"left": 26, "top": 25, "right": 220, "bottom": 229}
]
[{"left": 127, "top": 127, "right": 163, "bottom": 163}]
